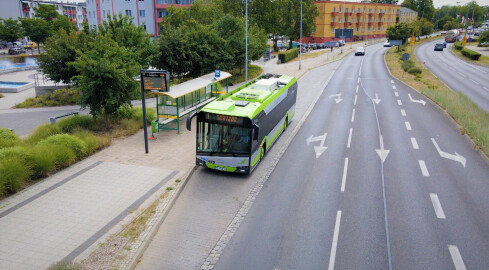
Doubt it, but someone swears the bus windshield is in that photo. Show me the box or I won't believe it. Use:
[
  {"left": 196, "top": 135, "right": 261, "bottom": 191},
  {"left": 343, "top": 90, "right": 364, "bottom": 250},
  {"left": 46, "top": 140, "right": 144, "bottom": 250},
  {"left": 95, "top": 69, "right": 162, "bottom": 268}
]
[{"left": 197, "top": 121, "right": 251, "bottom": 155}]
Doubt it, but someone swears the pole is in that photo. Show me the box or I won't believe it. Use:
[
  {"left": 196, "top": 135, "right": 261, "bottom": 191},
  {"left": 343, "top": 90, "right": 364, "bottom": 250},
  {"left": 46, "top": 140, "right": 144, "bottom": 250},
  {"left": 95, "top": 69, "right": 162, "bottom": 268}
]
[
  {"left": 299, "top": 0, "right": 302, "bottom": 70},
  {"left": 245, "top": 0, "right": 248, "bottom": 82},
  {"left": 342, "top": 0, "right": 345, "bottom": 53},
  {"left": 140, "top": 73, "right": 149, "bottom": 154}
]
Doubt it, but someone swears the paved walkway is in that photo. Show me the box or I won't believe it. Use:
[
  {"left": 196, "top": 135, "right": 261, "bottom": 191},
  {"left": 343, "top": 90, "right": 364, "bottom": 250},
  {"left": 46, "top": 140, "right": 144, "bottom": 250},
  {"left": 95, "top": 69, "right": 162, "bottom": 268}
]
[
  {"left": 0, "top": 40, "right": 381, "bottom": 270},
  {"left": 465, "top": 44, "right": 489, "bottom": 57}
]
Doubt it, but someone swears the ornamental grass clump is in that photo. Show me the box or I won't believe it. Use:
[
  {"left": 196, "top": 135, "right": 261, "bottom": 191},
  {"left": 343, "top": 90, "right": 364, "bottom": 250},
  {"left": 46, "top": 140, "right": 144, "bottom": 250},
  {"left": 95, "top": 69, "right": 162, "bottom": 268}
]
[
  {"left": 0, "top": 155, "right": 31, "bottom": 195},
  {"left": 24, "top": 123, "right": 63, "bottom": 145},
  {"left": 0, "top": 128, "right": 20, "bottom": 149},
  {"left": 37, "top": 134, "right": 87, "bottom": 159},
  {"left": 56, "top": 115, "right": 97, "bottom": 133}
]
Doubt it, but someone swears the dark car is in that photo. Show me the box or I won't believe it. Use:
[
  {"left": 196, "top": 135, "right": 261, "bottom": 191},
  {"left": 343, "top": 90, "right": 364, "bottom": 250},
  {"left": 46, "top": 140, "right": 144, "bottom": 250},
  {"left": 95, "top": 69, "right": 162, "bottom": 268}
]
[
  {"left": 8, "top": 47, "right": 25, "bottom": 55},
  {"left": 434, "top": 43, "right": 444, "bottom": 51}
]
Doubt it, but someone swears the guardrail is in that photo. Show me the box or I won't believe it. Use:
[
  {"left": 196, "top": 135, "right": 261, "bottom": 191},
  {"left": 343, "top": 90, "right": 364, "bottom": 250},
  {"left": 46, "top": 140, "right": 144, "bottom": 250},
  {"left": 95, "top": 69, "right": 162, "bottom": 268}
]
[{"left": 50, "top": 111, "right": 79, "bottom": 124}]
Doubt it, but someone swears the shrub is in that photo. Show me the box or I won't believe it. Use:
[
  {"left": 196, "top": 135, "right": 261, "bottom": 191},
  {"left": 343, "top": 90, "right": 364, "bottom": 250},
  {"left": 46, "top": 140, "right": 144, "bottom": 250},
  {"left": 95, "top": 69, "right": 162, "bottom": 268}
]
[
  {"left": 73, "top": 130, "right": 111, "bottom": 154},
  {"left": 114, "top": 104, "right": 133, "bottom": 120},
  {"left": 0, "top": 156, "right": 31, "bottom": 195},
  {"left": 454, "top": 41, "right": 464, "bottom": 50},
  {"left": 131, "top": 107, "right": 156, "bottom": 124},
  {"left": 24, "top": 124, "right": 62, "bottom": 145},
  {"left": 56, "top": 115, "right": 95, "bottom": 133},
  {"left": 0, "top": 128, "right": 20, "bottom": 149},
  {"left": 29, "top": 145, "right": 57, "bottom": 178},
  {"left": 49, "top": 144, "right": 76, "bottom": 169},
  {"left": 38, "top": 134, "right": 87, "bottom": 159},
  {"left": 278, "top": 48, "right": 299, "bottom": 63},
  {"left": 461, "top": 48, "right": 482, "bottom": 60},
  {"left": 402, "top": 59, "right": 415, "bottom": 71},
  {"left": 408, "top": 67, "right": 422, "bottom": 74},
  {"left": 15, "top": 88, "right": 80, "bottom": 108}
]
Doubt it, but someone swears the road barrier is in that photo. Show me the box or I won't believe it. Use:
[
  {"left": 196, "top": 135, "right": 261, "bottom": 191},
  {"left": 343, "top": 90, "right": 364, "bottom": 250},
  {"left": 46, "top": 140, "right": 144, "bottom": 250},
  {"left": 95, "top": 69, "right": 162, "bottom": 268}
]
[{"left": 50, "top": 111, "right": 79, "bottom": 124}]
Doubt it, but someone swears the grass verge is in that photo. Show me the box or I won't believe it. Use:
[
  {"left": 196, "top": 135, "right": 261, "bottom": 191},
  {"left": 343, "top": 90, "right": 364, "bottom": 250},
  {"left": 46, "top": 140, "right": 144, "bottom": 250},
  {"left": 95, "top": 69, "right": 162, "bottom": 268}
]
[
  {"left": 450, "top": 45, "right": 489, "bottom": 68},
  {"left": 0, "top": 93, "right": 4, "bottom": 98},
  {"left": 15, "top": 88, "right": 79, "bottom": 108},
  {"left": 385, "top": 40, "right": 489, "bottom": 157},
  {"left": 228, "top": 64, "right": 263, "bottom": 85}
]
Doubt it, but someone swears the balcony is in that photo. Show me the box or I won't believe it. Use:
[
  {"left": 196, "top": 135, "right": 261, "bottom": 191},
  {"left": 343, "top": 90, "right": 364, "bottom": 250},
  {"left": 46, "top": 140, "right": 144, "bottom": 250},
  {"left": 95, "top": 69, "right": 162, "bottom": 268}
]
[
  {"left": 377, "top": 21, "right": 383, "bottom": 25},
  {"left": 345, "top": 12, "right": 352, "bottom": 16},
  {"left": 355, "top": 21, "right": 363, "bottom": 25},
  {"left": 345, "top": 22, "right": 353, "bottom": 26},
  {"left": 331, "top": 22, "right": 336, "bottom": 27},
  {"left": 368, "top": 22, "right": 375, "bottom": 26},
  {"left": 368, "top": 12, "right": 374, "bottom": 16},
  {"left": 379, "top": 12, "right": 385, "bottom": 17},
  {"left": 331, "top": 12, "right": 337, "bottom": 17}
]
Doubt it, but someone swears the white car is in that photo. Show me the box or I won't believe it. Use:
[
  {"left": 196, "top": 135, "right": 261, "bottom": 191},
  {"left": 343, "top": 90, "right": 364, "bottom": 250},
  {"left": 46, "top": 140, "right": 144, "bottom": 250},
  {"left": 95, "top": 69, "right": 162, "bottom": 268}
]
[
  {"left": 383, "top": 41, "right": 391, "bottom": 47},
  {"left": 355, "top": 47, "right": 365, "bottom": 56}
]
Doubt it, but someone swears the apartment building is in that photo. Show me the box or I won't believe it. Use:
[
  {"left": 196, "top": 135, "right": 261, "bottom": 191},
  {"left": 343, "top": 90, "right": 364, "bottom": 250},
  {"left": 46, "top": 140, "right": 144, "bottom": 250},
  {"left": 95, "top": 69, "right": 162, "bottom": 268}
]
[
  {"left": 86, "top": 0, "right": 195, "bottom": 37},
  {"left": 311, "top": 1, "right": 401, "bottom": 43},
  {"left": 399, "top": 7, "right": 418, "bottom": 23},
  {"left": 0, "top": 0, "right": 87, "bottom": 30}
]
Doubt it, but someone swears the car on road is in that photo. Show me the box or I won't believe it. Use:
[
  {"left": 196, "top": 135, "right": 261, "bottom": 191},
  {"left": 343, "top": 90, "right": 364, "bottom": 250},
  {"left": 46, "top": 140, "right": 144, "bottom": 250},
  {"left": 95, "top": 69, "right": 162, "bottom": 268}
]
[
  {"left": 355, "top": 47, "right": 365, "bottom": 56},
  {"left": 324, "top": 41, "right": 339, "bottom": 48},
  {"left": 383, "top": 40, "right": 391, "bottom": 47},
  {"left": 440, "top": 31, "right": 447, "bottom": 36},
  {"left": 8, "top": 47, "right": 25, "bottom": 55},
  {"left": 434, "top": 43, "right": 444, "bottom": 51}
]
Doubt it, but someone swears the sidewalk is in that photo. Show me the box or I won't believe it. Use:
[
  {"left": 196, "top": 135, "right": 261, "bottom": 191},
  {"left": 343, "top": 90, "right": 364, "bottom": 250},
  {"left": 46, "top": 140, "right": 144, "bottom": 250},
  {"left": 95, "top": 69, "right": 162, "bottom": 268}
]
[{"left": 0, "top": 40, "right": 379, "bottom": 270}]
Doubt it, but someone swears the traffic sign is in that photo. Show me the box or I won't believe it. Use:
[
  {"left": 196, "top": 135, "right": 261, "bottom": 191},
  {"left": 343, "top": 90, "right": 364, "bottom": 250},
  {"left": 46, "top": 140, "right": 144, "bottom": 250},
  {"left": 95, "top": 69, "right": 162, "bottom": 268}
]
[
  {"left": 390, "top": 40, "right": 402, "bottom": 46},
  {"left": 462, "top": 35, "right": 467, "bottom": 46},
  {"left": 402, "top": 53, "right": 410, "bottom": 61},
  {"left": 215, "top": 70, "right": 220, "bottom": 78},
  {"left": 410, "top": 35, "right": 415, "bottom": 45}
]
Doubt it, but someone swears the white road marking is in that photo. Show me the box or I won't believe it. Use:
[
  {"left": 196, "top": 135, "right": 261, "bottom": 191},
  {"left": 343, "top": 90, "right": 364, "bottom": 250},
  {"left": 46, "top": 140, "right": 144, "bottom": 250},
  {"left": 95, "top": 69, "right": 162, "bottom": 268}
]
[
  {"left": 401, "top": 109, "right": 406, "bottom": 116},
  {"left": 470, "top": 78, "right": 478, "bottom": 84},
  {"left": 356, "top": 85, "right": 359, "bottom": 93},
  {"left": 397, "top": 100, "right": 402, "bottom": 106},
  {"left": 448, "top": 245, "right": 467, "bottom": 270},
  {"left": 431, "top": 138, "right": 467, "bottom": 168},
  {"left": 405, "top": 121, "right": 412, "bottom": 131},
  {"left": 419, "top": 160, "right": 430, "bottom": 177},
  {"left": 394, "top": 92, "right": 399, "bottom": 97},
  {"left": 430, "top": 193, "right": 446, "bottom": 219},
  {"left": 328, "top": 211, "right": 342, "bottom": 270},
  {"left": 392, "top": 85, "right": 396, "bottom": 90},
  {"left": 354, "top": 95, "right": 357, "bottom": 105},
  {"left": 483, "top": 86, "right": 489, "bottom": 91},
  {"left": 351, "top": 109, "right": 355, "bottom": 123},
  {"left": 347, "top": 128, "right": 353, "bottom": 148},
  {"left": 411, "top": 137, "right": 419, "bottom": 149},
  {"left": 391, "top": 80, "right": 394, "bottom": 84},
  {"left": 341, "top": 158, "right": 349, "bottom": 192}
]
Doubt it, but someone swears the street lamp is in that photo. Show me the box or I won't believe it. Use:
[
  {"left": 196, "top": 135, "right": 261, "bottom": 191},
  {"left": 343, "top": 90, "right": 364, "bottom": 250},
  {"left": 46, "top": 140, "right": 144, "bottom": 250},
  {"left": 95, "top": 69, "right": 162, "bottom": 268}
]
[
  {"left": 245, "top": 0, "right": 248, "bottom": 82},
  {"left": 299, "top": 0, "right": 302, "bottom": 70}
]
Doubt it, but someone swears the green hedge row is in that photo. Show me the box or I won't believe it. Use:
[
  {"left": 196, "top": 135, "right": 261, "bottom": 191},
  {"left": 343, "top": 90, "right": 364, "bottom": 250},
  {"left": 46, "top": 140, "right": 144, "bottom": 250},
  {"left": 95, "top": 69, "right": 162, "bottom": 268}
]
[
  {"left": 454, "top": 41, "right": 464, "bottom": 50},
  {"left": 278, "top": 48, "right": 299, "bottom": 63},
  {"left": 0, "top": 106, "right": 156, "bottom": 197},
  {"left": 461, "top": 48, "right": 482, "bottom": 60}
]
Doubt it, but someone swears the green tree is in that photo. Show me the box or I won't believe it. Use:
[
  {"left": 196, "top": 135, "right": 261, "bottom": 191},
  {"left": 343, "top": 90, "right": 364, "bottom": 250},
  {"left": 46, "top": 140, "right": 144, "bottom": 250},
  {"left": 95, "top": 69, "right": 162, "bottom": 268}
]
[
  {"left": 98, "top": 14, "right": 157, "bottom": 68},
  {"left": 34, "top": 4, "right": 58, "bottom": 21},
  {"left": 52, "top": 15, "right": 76, "bottom": 33},
  {"left": 38, "top": 28, "right": 78, "bottom": 84},
  {"left": 386, "top": 22, "right": 412, "bottom": 44},
  {"left": 285, "top": 0, "right": 318, "bottom": 42},
  {"left": 72, "top": 33, "right": 139, "bottom": 124},
  {"left": 443, "top": 20, "right": 459, "bottom": 31},
  {"left": 410, "top": 18, "right": 433, "bottom": 38},
  {"left": 20, "top": 18, "right": 51, "bottom": 53},
  {"left": 402, "top": 0, "right": 435, "bottom": 21},
  {"left": 0, "top": 18, "right": 22, "bottom": 43},
  {"left": 478, "top": 30, "right": 489, "bottom": 44},
  {"left": 435, "top": 16, "right": 456, "bottom": 30}
]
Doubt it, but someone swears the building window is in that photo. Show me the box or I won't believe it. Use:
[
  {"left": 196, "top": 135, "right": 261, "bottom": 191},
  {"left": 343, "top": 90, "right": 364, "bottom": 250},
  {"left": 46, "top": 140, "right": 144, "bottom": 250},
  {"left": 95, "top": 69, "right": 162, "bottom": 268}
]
[
  {"left": 333, "top": 7, "right": 336, "bottom": 12},
  {"left": 363, "top": 8, "right": 366, "bottom": 13},
  {"left": 368, "top": 26, "right": 370, "bottom": 32},
  {"left": 357, "top": 8, "right": 360, "bottom": 13},
  {"left": 140, "top": 10, "right": 145, "bottom": 17},
  {"left": 125, "top": 10, "right": 132, "bottom": 17},
  {"left": 345, "top": 8, "right": 348, "bottom": 13},
  {"left": 378, "top": 26, "right": 380, "bottom": 31},
  {"left": 157, "top": 9, "right": 168, "bottom": 18},
  {"left": 332, "top": 17, "right": 336, "bottom": 22},
  {"left": 103, "top": 10, "right": 106, "bottom": 18},
  {"left": 139, "top": 0, "right": 144, "bottom": 1},
  {"left": 125, "top": 0, "right": 131, "bottom": 2},
  {"left": 339, "top": 18, "right": 342, "bottom": 23},
  {"left": 356, "top": 27, "right": 359, "bottom": 32},
  {"left": 142, "top": 24, "right": 146, "bottom": 30},
  {"left": 332, "top": 27, "right": 335, "bottom": 34},
  {"left": 369, "top": 9, "right": 372, "bottom": 13},
  {"left": 339, "top": 7, "right": 342, "bottom": 13}
]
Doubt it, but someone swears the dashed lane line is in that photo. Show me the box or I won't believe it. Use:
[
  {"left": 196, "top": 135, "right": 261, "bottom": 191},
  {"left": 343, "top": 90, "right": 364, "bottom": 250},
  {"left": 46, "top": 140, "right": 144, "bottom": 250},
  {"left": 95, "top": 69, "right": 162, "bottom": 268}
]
[
  {"left": 341, "top": 158, "right": 349, "bottom": 192},
  {"left": 410, "top": 137, "right": 419, "bottom": 150},
  {"left": 354, "top": 95, "right": 357, "bottom": 106},
  {"left": 394, "top": 92, "right": 399, "bottom": 97},
  {"left": 347, "top": 128, "right": 353, "bottom": 148},
  {"left": 430, "top": 193, "right": 446, "bottom": 219},
  {"left": 392, "top": 85, "right": 396, "bottom": 90},
  {"left": 397, "top": 100, "right": 403, "bottom": 106},
  {"left": 390, "top": 80, "right": 394, "bottom": 84},
  {"left": 351, "top": 109, "right": 355, "bottom": 123},
  {"left": 401, "top": 109, "right": 406, "bottom": 117},
  {"left": 328, "top": 211, "right": 342, "bottom": 270},
  {"left": 418, "top": 160, "right": 430, "bottom": 177},
  {"left": 405, "top": 121, "right": 412, "bottom": 131},
  {"left": 448, "top": 245, "right": 467, "bottom": 270}
]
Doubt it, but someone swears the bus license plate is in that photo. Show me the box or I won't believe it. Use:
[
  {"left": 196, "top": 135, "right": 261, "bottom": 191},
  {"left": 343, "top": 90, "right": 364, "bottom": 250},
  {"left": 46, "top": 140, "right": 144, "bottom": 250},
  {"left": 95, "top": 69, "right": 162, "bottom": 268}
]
[{"left": 215, "top": 166, "right": 226, "bottom": 171}]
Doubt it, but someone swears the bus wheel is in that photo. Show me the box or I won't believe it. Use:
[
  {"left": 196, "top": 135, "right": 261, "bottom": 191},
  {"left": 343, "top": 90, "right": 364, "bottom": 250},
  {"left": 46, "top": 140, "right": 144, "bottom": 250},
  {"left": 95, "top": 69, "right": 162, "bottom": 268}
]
[{"left": 261, "top": 143, "right": 266, "bottom": 160}]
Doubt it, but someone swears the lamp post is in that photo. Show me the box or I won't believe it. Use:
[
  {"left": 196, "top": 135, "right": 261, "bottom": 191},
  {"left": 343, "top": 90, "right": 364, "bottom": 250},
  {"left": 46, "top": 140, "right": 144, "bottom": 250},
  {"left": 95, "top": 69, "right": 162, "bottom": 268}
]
[
  {"left": 245, "top": 0, "right": 248, "bottom": 82},
  {"left": 299, "top": 0, "right": 302, "bottom": 70}
]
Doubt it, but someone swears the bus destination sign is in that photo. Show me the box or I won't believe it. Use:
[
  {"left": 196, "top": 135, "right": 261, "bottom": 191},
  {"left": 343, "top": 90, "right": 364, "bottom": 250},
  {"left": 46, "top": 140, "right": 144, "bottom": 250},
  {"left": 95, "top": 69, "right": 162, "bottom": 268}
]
[
  {"left": 141, "top": 69, "right": 170, "bottom": 92},
  {"left": 207, "top": 113, "right": 243, "bottom": 125}
]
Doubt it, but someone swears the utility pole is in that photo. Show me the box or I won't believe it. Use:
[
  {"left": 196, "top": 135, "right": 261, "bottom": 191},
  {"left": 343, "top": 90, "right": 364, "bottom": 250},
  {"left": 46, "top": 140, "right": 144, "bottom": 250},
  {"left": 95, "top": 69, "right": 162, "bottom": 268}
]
[
  {"left": 299, "top": 0, "right": 302, "bottom": 70},
  {"left": 245, "top": 0, "right": 248, "bottom": 82}
]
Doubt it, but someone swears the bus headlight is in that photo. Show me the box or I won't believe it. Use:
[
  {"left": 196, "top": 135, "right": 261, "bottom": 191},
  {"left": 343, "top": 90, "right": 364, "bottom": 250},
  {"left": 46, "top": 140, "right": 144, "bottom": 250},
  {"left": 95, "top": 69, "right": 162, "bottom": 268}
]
[{"left": 236, "top": 166, "right": 249, "bottom": 173}]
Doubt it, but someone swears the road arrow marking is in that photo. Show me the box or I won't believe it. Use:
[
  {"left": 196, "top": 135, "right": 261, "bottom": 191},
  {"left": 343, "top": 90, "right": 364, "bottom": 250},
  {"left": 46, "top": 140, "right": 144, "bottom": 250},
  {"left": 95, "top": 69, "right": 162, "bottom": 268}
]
[
  {"left": 375, "top": 135, "right": 390, "bottom": 163},
  {"left": 329, "top": 93, "right": 343, "bottom": 104},
  {"left": 307, "top": 133, "right": 328, "bottom": 158},
  {"left": 431, "top": 138, "right": 466, "bottom": 168},
  {"left": 408, "top": 93, "right": 426, "bottom": 106},
  {"left": 373, "top": 93, "right": 381, "bottom": 104}
]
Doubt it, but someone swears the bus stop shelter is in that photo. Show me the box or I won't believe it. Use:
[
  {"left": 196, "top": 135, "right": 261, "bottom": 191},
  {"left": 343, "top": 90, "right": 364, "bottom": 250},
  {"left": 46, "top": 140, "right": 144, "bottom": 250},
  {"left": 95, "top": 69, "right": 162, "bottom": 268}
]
[{"left": 151, "top": 71, "right": 232, "bottom": 134}]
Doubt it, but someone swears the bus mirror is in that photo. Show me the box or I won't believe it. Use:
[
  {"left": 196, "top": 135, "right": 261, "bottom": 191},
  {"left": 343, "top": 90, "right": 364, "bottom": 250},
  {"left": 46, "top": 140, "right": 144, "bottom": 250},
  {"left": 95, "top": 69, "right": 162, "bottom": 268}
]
[
  {"left": 186, "top": 111, "right": 198, "bottom": 131},
  {"left": 252, "top": 125, "right": 259, "bottom": 140}
]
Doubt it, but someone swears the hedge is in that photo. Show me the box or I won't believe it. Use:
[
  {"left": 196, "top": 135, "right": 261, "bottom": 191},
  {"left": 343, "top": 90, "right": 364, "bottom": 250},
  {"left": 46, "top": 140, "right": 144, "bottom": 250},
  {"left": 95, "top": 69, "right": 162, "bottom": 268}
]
[
  {"left": 408, "top": 67, "right": 422, "bottom": 75},
  {"left": 461, "top": 48, "right": 482, "bottom": 60},
  {"left": 454, "top": 41, "right": 464, "bottom": 50},
  {"left": 0, "top": 128, "right": 20, "bottom": 149},
  {"left": 278, "top": 48, "right": 299, "bottom": 63}
]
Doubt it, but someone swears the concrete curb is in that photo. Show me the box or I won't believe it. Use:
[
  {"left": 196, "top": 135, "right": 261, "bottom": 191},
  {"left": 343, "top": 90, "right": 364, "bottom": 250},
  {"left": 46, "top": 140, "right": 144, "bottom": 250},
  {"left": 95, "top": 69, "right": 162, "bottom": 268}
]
[
  {"left": 383, "top": 46, "right": 489, "bottom": 165},
  {"left": 124, "top": 165, "right": 198, "bottom": 270}
]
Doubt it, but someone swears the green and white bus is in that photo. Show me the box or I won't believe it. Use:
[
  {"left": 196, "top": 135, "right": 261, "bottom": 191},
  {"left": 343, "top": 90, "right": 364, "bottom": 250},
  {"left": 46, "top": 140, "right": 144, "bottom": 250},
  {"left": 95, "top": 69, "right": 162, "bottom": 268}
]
[{"left": 186, "top": 74, "right": 297, "bottom": 174}]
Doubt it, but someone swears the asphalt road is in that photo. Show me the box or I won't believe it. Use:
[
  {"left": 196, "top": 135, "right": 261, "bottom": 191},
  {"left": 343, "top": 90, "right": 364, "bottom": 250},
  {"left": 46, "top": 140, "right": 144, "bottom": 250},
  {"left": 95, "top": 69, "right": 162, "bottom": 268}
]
[
  {"left": 416, "top": 39, "right": 489, "bottom": 112},
  {"left": 213, "top": 43, "right": 489, "bottom": 270}
]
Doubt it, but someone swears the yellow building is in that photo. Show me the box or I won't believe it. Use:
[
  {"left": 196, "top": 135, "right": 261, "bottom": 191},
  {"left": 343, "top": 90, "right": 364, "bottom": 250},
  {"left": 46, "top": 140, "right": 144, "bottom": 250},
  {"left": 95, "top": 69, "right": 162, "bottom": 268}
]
[
  {"left": 399, "top": 7, "right": 418, "bottom": 23},
  {"left": 309, "top": 1, "right": 401, "bottom": 43}
]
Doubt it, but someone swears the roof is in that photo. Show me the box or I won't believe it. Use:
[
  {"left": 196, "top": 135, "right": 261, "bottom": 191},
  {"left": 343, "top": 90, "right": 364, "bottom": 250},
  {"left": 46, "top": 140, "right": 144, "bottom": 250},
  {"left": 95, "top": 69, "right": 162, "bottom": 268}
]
[
  {"left": 153, "top": 71, "right": 232, "bottom": 99},
  {"left": 201, "top": 75, "right": 296, "bottom": 119},
  {"left": 400, "top": 7, "right": 418, "bottom": 14}
]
